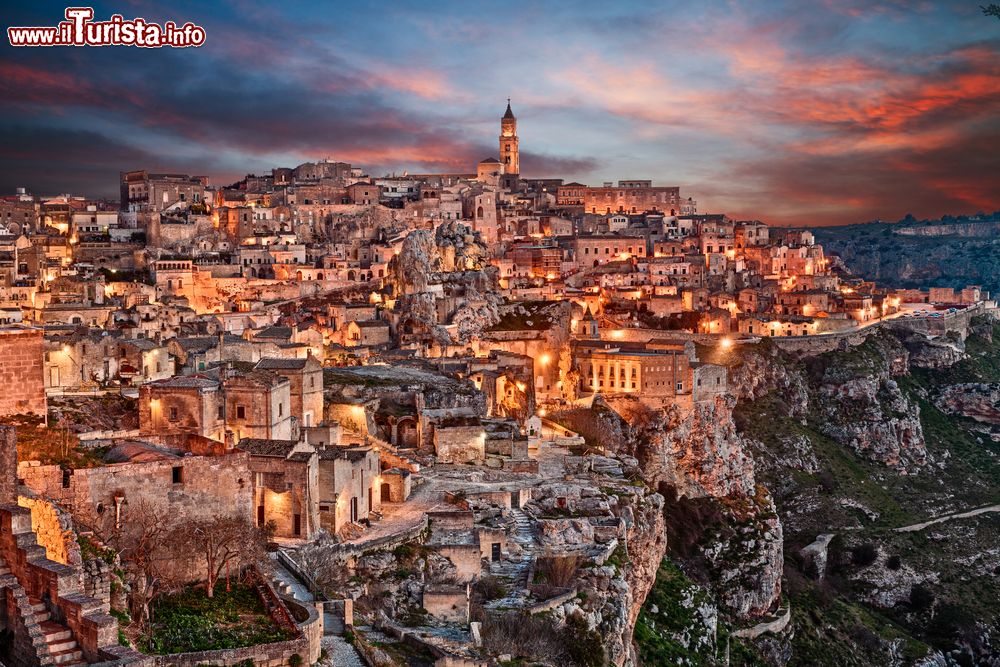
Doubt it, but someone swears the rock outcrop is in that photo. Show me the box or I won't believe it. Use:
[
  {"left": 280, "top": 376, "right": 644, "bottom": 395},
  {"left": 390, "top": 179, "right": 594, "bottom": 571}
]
[
  {"left": 936, "top": 383, "right": 1000, "bottom": 426},
  {"left": 633, "top": 397, "right": 783, "bottom": 620},
  {"left": 638, "top": 396, "right": 756, "bottom": 499}
]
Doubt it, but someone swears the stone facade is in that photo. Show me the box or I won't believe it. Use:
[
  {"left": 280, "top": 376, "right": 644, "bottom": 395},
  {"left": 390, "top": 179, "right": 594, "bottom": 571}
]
[
  {"left": 432, "top": 419, "right": 486, "bottom": 464},
  {"left": 0, "top": 326, "right": 46, "bottom": 419},
  {"left": 422, "top": 583, "right": 470, "bottom": 624}
]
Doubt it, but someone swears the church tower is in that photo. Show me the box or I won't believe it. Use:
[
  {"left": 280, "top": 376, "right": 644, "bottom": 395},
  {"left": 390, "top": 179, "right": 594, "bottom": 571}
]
[{"left": 499, "top": 99, "right": 519, "bottom": 187}]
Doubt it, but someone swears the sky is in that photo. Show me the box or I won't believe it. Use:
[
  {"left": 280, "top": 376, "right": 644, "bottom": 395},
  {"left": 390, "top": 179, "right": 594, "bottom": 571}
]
[{"left": 1, "top": 0, "right": 998, "bottom": 226}]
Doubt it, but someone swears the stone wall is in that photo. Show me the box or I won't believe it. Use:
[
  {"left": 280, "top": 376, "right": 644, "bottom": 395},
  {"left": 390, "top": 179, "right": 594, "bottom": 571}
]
[
  {"left": 0, "top": 505, "right": 119, "bottom": 663},
  {"left": 433, "top": 426, "right": 485, "bottom": 464},
  {"left": 18, "top": 453, "right": 253, "bottom": 582},
  {"left": 422, "top": 583, "right": 470, "bottom": 623},
  {"left": 0, "top": 427, "right": 16, "bottom": 505},
  {"left": 427, "top": 510, "right": 474, "bottom": 536},
  {"left": 432, "top": 544, "right": 482, "bottom": 583},
  {"left": 17, "top": 495, "right": 82, "bottom": 567},
  {"left": 0, "top": 327, "right": 46, "bottom": 419}
]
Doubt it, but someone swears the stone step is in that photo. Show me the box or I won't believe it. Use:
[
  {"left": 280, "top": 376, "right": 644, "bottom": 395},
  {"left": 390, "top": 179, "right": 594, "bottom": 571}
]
[
  {"left": 50, "top": 647, "right": 84, "bottom": 665},
  {"left": 48, "top": 638, "right": 78, "bottom": 654},
  {"left": 41, "top": 621, "right": 72, "bottom": 643}
]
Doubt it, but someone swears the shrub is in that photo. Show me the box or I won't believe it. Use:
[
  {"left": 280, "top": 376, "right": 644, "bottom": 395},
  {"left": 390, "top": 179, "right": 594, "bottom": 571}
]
[
  {"left": 851, "top": 543, "right": 878, "bottom": 567},
  {"left": 886, "top": 555, "right": 902, "bottom": 570},
  {"left": 909, "top": 583, "right": 935, "bottom": 610},
  {"left": 534, "top": 553, "right": 579, "bottom": 588},
  {"left": 481, "top": 612, "right": 564, "bottom": 664},
  {"left": 288, "top": 654, "right": 303, "bottom": 667},
  {"left": 562, "top": 613, "right": 605, "bottom": 667},
  {"left": 472, "top": 576, "right": 507, "bottom": 603}
]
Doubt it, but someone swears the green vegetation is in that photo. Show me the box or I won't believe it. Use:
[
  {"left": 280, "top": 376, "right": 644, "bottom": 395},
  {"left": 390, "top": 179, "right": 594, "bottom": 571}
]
[
  {"left": 726, "top": 318, "right": 1000, "bottom": 662},
  {"left": 635, "top": 559, "right": 764, "bottom": 667},
  {"left": 139, "top": 584, "right": 292, "bottom": 655},
  {"left": 812, "top": 214, "right": 1000, "bottom": 294},
  {"left": 1, "top": 413, "right": 109, "bottom": 469},
  {"left": 783, "top": 567, "right": 931, "bottom": 666}
]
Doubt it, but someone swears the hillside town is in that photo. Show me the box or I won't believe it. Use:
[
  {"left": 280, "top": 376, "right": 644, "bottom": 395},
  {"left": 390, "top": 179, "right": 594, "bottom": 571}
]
[{"left": 0, "top": 103, "right": 992, "bottom": 667}]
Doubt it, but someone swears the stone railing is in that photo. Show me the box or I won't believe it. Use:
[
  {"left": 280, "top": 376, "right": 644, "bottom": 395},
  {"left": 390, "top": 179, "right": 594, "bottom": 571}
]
[
  {"left": 731, "top": 600, "right": 791, "bottom": 639},
  {"left": 526, "top": 588, "right": 578, "bottom": 615},
  {"left": 77, "top": 428, "right": 142, "bottom": 442}
]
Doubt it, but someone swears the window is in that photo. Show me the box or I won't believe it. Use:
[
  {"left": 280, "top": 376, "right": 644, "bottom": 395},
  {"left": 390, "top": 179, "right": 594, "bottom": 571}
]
[
  {"left": 172, "top": 466, "right": 183, "bottom": 484},
  {"left": 278, "top": 403, "right": 283, "bottom": 417},
  {"left": 236, "top": 405, "right": 246, "bottom": 419},
  {"left": 168, "top": 407, "right": 178, "bottom": 421}
]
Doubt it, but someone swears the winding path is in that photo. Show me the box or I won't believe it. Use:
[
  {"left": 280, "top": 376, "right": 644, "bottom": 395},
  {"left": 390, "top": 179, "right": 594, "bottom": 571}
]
[{"left": 893, "top": 504, "right": 1000, "bottom": 533}]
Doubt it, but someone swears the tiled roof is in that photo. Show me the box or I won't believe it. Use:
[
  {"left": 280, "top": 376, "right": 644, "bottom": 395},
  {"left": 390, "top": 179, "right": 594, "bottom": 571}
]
[
  {"left": 237, "top": 438, "right": 300, "bottom": 457},
  {"left": 256, "top": 357, "right": 308, "bottom": 370}
]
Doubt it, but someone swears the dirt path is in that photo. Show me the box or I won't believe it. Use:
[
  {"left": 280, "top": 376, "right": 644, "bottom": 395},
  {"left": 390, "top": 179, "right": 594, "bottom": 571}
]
[{"left": 894, "top": 504, "right": 1000, "bottom": 533}]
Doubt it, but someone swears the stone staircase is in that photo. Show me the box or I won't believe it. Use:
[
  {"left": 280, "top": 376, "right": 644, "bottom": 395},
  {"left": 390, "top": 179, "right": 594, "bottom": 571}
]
[
  {"left": 484, "top": 508, "right": 537, "bottom": 610},
  {"left": 30, "top": 599, "right": 87, "bottom": 666},
  {"left": 0, "top": 555, "right": 87, "bottom": 666}
]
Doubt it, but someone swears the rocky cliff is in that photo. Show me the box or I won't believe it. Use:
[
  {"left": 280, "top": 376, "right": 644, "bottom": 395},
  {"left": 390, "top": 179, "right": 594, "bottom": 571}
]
[
  {"left": 725, "top": 315, "right": 1000, "bottom": 666},
  {"left": 812, "top": 219, "right": 1000, "bottom": 294},
  {"left": 611, "top": 394, "right": 785, "bottom": 624}
]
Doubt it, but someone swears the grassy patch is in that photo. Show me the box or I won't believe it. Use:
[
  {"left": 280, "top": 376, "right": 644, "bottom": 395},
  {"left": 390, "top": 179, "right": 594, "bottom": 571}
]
[{"left": 140, "top": 584, "right": 292, "bottom": 655}]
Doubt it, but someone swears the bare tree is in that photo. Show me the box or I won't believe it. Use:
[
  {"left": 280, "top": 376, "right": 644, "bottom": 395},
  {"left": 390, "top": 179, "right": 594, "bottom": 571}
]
[
  {"left": 93, "top": 498, "right": 176, "bottom": 628},
  {"left": 175, "top": 515, "right": 268, "bottom": 598}
]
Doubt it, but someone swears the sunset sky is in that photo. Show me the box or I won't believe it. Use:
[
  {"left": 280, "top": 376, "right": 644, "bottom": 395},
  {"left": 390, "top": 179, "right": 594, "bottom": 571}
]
[{"left": 1, "top": 0, "right": 998, "bottom": 225}]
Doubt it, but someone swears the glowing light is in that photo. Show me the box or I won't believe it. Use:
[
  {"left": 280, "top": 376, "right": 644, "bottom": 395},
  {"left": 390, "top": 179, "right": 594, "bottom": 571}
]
[
  {"left": 539, "top": 353, "right": 551, "bottom": 365},
  {"left": 611, "top": 329, "right": 625, "bottom": 340},
  {"left": 538, "top": 408, "right": 547, "bottom": 417},
  {"left": 720, "top": 337, "right": 733, "bottom": 350}
]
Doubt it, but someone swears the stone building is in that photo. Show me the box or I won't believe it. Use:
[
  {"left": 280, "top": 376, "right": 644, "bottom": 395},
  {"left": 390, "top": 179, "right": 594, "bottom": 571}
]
[
  {"left": 120, "top": 170, "right": 206, "bottom": 213},
  {"left": 581, "top": 181, "right": 683, "bottom": 215},
  {"left": 255, "top": 355, "right": 324, "bottom": 428},
  {"left": 317, "top": 444, "right": 381, "bottom": 534},
  {"left": 238, "top": 438, "right": 319, "bottom": 540},
  {"left": 0, "top": 326, "right": 46, "bottom": 418},
  {"left": 345, "top": 320, "right": 391, "bottom": 348},
  {"left": 138, "top": 367, "right": 293, "bottom": 443},
  {"left": 573, "top": 339, "right": 693, "bottom": 401},
  {"left": 428, "top": 415, "right": 486, "bottom": 464}
]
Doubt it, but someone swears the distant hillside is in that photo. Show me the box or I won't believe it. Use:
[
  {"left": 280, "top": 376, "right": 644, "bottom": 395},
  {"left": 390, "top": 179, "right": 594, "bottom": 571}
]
[{"left": 811, "top": 213, "right": 1000, "bottom": 294}]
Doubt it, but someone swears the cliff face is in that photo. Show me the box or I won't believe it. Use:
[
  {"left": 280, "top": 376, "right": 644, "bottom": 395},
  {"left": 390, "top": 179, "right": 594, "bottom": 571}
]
[
  {"left": 730, "top": 316, "right": 1000, "bottom": 666},
  {"left": 571, "top": 489, "right": 667, "bottom": 667},
  {"left": 637, "top": 396, "right": 756, "bottom": 500},
  {"left": 812, "top": 220, "right": 1000, "bottom": 294},
  {"left": 731, "top": 332, "right": 929, "bottom": 473},
  {"left": 628, "top": 396, "right": 784, "bottom": 621}
]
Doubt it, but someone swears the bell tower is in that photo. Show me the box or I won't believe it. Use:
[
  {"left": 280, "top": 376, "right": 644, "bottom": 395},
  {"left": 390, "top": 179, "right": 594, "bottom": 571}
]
[{"left": 499, "top": 99, "right": 519, "bottom": 186}]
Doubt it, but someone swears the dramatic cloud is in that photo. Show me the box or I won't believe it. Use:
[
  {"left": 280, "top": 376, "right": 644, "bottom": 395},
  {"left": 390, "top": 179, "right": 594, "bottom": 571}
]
[{"left": 0, "top": 0, "right": 996, "bottom": 224}]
